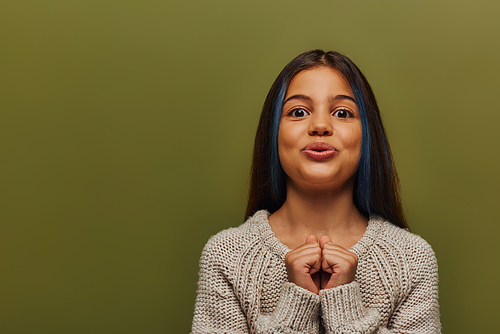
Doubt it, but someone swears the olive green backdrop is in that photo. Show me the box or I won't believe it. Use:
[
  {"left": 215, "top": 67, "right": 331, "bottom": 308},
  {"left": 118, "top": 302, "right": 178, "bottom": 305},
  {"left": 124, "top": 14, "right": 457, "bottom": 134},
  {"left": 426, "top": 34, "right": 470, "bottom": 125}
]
[{"left": 1, "top": 1, "right": 498, "bottom": 333}]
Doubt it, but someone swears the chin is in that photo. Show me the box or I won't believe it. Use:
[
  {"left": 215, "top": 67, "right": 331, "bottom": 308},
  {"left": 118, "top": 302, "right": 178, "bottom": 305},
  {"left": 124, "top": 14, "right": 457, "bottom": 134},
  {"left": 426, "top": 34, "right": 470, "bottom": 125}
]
[
  {"left": 289, "top": 170, "right": 356, "bottom": 191},
  {"left": 301, "top": 170, "right": 342, "bottom": 184},
  {"left": 293, "top": 176, "right": 342, "bottom": 190}
]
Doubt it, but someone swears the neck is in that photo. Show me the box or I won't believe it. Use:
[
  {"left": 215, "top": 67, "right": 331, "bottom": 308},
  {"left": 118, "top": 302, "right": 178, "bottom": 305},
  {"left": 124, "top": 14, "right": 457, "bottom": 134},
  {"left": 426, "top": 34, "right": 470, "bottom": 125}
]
[{"left": 269, "top": 180, "right": 368, "bottom": 249}]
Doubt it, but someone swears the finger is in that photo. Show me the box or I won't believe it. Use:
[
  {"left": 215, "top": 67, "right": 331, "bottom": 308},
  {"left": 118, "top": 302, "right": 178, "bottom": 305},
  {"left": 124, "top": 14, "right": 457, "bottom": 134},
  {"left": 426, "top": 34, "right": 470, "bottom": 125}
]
[
  {"left": 321, "top": 253, "right": 357, "bottom": 273},
  {"left": 308, "top": 254, "right": 323, "bottom": 274},
  {"left": 286, "top": 249, "right": 322, "bottom": 269},
  {"left": 305, "top": 234, "right": 318, "bottom": 244},
  {"left": 285, "top": 242, "right": 321, "bottom": 260},
  {"left": 319, "top": 235, "right": 332, "bottom": 248},
  {"left": 321, "top": 241, "right": 350, "bottom": 252},
  {"left": 321, "top": 254, "right": 344, "bottom": 273},
  {"left": 322, "top": 247, "right": 358, "bottom": 264},
  {"left": 297, "top": 250, "right": 323, "bottom": 271},
  {"left": 286, "top": 252, "right": 322, "bottom": 286},
  {"left": 322, "top": 246, "right": 359, "bottom": 263}
]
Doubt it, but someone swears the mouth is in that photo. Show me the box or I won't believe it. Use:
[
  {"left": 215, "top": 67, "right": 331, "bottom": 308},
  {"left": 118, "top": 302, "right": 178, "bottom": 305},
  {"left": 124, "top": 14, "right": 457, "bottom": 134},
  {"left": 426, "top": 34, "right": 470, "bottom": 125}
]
[{"left": 302, "top": 142, "right": 337, "bottom": 160}]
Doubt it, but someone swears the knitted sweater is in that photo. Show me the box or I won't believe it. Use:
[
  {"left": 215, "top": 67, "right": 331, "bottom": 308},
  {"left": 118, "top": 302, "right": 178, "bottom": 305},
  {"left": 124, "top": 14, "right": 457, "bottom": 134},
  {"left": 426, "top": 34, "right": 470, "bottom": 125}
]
[{"left": 192, "top": 210, "right": 440, "bottom": 333}]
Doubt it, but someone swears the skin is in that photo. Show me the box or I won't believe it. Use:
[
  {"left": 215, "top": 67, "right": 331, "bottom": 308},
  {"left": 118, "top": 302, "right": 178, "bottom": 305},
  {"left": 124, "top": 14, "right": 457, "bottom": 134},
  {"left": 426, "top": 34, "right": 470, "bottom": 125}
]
[{"left": 269, "top": 66, "right": 367, "bottom": 294}]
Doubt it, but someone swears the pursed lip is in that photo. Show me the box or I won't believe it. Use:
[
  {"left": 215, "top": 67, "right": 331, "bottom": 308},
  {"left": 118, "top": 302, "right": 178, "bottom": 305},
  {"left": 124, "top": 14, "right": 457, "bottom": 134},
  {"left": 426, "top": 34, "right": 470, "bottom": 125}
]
[{"left": 302, "top": 142, "right": 337, "bottom": 160}]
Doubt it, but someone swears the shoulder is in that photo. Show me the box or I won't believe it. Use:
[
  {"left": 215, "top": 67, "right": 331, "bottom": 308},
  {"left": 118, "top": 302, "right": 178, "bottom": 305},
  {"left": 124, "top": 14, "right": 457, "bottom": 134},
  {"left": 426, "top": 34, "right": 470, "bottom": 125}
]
[
  {"left": 379, "top": 219, "right": 436, "bottom": 258},
  {"left": 364, "top": 217, "right": 438, "bottom": 278},
  {"left": 198, "top": 210, "right": 270, "bottom": 270}
]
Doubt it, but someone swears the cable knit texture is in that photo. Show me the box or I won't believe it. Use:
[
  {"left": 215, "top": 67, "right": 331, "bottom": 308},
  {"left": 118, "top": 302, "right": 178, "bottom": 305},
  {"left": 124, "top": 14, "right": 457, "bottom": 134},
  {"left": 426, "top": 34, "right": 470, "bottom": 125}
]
[{"left": 191, "top": 210, "right": 441, "bottom": 334}]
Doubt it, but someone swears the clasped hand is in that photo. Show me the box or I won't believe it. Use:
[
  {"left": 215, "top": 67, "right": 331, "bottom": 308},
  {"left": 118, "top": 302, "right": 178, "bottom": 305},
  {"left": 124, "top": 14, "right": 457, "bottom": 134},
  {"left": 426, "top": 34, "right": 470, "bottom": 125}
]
[{"left": 285, "top": 235, "right": 358, "bottom": 295}]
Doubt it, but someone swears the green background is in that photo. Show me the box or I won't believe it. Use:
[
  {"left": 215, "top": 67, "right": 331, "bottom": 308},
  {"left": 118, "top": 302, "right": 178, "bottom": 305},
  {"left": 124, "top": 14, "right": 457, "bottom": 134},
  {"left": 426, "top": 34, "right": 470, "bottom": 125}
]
[{"left": 1, "top": 1, "right": 499, "bottom": 333}]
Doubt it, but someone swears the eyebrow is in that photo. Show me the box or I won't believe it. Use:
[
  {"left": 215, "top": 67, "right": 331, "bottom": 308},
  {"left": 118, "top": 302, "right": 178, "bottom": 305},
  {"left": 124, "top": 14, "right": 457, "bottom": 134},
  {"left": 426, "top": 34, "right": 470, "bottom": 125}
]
[
  {"left": 283, "top": 94, "right": 311, "bottom": 104},
  {"left": 283, "top": 94, "right": 356, "bottom": 104},
  {"left": 331, "top": 94, "right": 356, "bottom": 103}
]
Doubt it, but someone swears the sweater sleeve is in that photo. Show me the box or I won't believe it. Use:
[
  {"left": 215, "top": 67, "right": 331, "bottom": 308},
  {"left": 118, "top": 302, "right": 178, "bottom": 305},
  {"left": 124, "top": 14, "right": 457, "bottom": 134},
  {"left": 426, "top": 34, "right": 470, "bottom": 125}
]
[
  {"left": 255, "top": 282, "right": 321, "bottom": 333},
  {"left": 319, "top": 244, "right": 441, "bottom": 334},
  {"left": 191, "top": 236, "right": 322, "bottom": 334},
  {"left": 191, "top": 238, "right": 250, "bottom": 334}
]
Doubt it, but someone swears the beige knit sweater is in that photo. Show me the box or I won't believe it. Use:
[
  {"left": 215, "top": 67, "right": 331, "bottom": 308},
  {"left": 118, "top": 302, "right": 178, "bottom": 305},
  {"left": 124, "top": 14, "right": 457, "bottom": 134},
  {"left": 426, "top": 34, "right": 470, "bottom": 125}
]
[{"left": 192, "top": 210, "right": 440, "bottom": 333}]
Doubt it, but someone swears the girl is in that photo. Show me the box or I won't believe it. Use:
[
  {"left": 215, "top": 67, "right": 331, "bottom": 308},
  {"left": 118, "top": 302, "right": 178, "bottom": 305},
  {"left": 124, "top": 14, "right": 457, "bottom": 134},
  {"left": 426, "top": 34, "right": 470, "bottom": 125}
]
[{"left": 191, "top": 50, "right": 440, "bottom": 333}]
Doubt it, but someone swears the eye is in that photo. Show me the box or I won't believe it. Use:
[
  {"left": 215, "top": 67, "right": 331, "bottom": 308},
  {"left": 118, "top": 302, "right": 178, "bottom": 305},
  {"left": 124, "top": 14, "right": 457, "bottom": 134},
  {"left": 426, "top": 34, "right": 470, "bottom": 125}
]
[
  {"left": 333, "top": 109, "right": 353, "bottom": 119},
  {"left": 288, "top": 108, "right": 310, "bottom": 118}
]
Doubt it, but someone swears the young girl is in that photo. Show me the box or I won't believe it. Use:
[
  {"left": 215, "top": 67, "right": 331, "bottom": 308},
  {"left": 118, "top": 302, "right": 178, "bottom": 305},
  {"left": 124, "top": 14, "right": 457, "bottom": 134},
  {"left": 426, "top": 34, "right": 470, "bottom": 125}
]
[{"left": 191, "top": 50, "right": 440, "bottom": 333}]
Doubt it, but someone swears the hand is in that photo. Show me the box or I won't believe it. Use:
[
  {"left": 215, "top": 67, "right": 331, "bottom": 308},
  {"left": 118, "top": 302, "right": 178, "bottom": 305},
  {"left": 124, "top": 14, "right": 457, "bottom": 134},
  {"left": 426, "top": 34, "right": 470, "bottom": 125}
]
[
  {"left": 284, "top": 235, "right": 322, "bottom": 294},
  {"left": 319, "top": 236, "right": 358, "bottom": 289}
]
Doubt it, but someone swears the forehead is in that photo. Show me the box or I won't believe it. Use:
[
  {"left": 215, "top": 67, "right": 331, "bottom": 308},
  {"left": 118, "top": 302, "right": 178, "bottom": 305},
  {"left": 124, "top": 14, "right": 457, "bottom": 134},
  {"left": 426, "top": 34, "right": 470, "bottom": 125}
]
[{"left": 286, "top": 67, "right": 353, "bottom": 98}]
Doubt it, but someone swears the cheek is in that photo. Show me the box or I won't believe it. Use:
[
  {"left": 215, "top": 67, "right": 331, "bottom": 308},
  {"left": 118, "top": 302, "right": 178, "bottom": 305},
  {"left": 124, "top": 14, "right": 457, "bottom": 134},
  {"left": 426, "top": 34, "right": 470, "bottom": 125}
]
[
  {"left": 342, "top": 125, "right": 362, "bottom": 147},
  {"left": 277, "top": 123, "right": 302, "bottom": 174},
  {"left": 277, "top": 123, "right": 300, "bottom": 152},
  {"left": 277, "top": 127, "right": 291, "bottom": 167},
  {"left": 341, "top": 125, "right": 363, "bottom": 161}
]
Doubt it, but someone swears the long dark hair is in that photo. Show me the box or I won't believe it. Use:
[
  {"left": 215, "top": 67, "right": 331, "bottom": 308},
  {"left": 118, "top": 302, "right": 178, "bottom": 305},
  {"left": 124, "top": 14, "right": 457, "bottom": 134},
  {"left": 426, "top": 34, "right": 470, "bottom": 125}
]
[{"left": 245, "top": 50, "right": 408, "bottom": 229}]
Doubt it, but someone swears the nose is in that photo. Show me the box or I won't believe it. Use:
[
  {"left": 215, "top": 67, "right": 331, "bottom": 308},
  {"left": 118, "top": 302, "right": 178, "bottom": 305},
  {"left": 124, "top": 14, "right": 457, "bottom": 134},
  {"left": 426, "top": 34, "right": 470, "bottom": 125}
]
[{"left": 308, "top": 112, "right": 333, "bottom": 136}]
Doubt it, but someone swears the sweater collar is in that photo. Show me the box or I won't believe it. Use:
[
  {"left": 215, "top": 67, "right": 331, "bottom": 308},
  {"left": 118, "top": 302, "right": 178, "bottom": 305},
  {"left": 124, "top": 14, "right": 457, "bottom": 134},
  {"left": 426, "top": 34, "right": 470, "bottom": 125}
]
[{"left": 249, "top": 210, "right": 384, "bottom": 260}]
